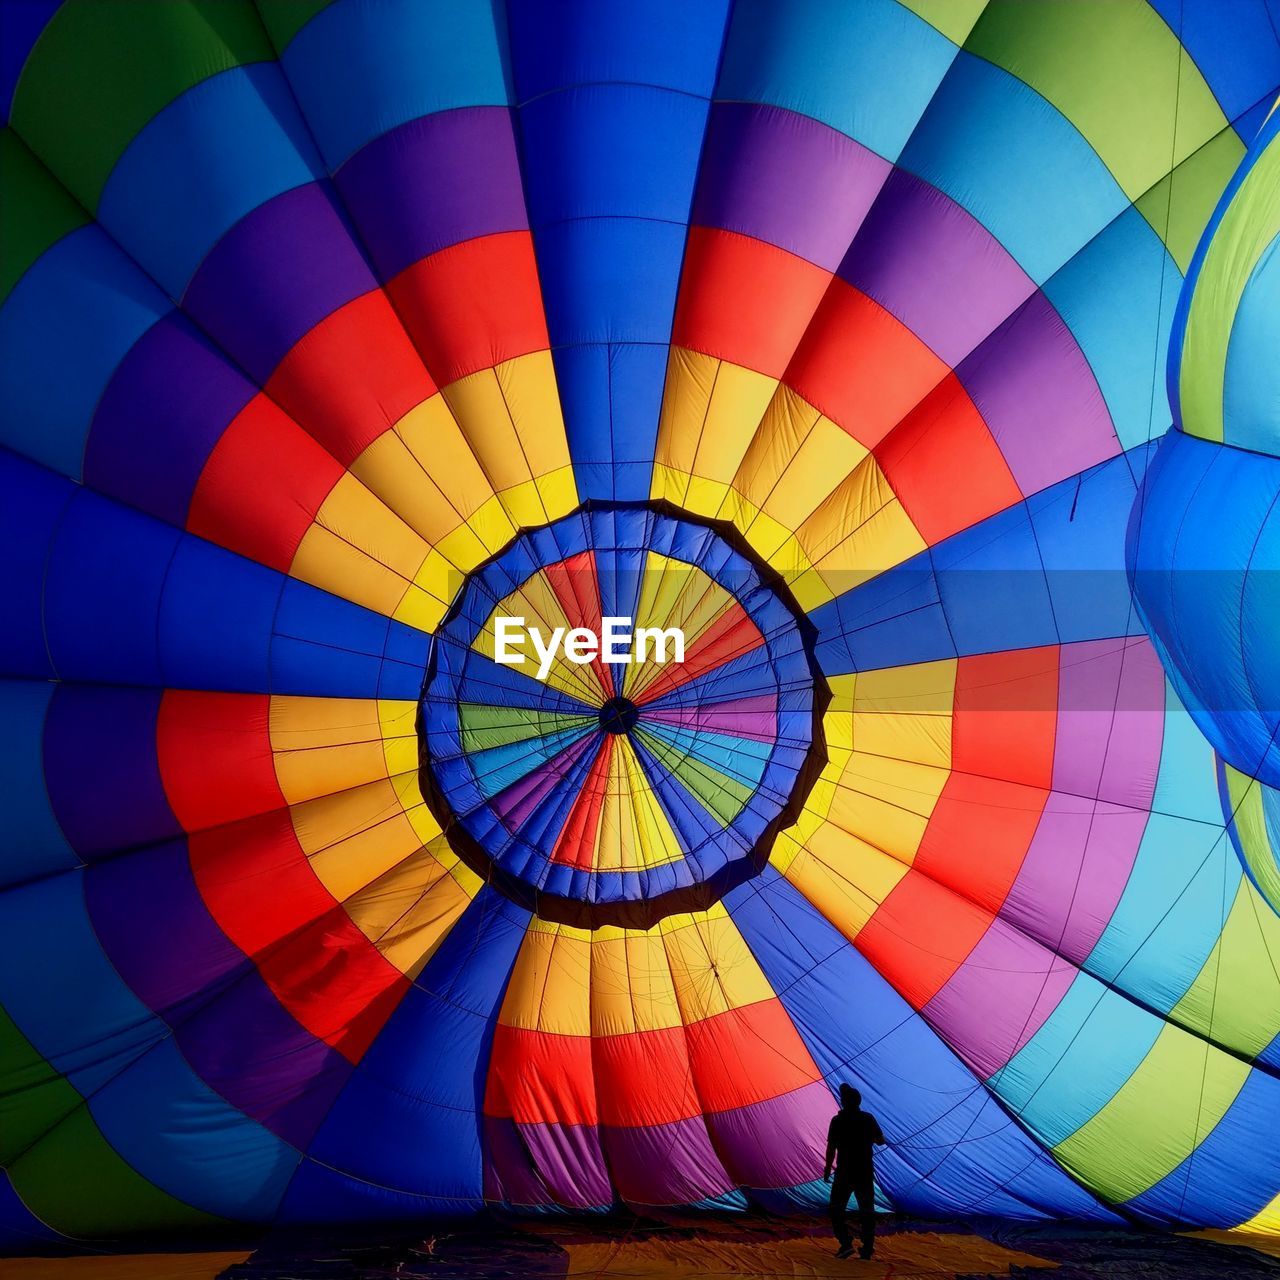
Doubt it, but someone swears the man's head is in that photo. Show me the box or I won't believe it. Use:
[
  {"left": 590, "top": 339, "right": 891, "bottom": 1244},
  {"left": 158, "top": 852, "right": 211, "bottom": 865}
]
[{"left": 839, "top": 1083, "right": 861, "bottom": 1110}]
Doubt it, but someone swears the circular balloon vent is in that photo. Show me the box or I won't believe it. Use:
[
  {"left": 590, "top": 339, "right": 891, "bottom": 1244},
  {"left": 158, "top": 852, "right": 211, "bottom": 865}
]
[{"left": 419, "top": 501, "right": 829, "bottom": 927}]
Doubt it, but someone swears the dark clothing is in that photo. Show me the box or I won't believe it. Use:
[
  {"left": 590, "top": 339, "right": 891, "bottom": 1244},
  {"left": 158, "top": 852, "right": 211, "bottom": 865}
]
[
  {"left": 826, "top": 1107, "right": 883, "bottom": 1254},
  {"left": 830, "top": 1168, "right": 875, "bottom": 1253},
  {"left": 827, "top": 1107, "right": 884, "bottom": 1173}
]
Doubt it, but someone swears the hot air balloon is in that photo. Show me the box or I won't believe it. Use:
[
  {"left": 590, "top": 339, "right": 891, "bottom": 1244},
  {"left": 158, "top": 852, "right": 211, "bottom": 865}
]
[
  {"left": 1, "top": 0, "right": 1280, "bottom": 1247},
  {"left": 1131, "top": 103, "right": 1280, "bottom": 916}
]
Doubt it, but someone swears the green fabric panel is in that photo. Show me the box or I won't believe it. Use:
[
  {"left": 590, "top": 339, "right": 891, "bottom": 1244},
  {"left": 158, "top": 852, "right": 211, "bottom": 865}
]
[
  {"left": 1179, "top": 139, "right": 1280, "bottom": 442},
  {"left": 0, "top": 1004, "right": 81, "bottom": 1162},
  {"left": 966, "top": 0, "right": 1227, "bottom": 201},
  {"left": 1171, "top": 875, "right": 1280, "bottom": 1061},
  {"left": 9, "top": 0, "right": 275, "bottom": 210},
  {"left": 1053, "top": 1021, "right": 1249, "bottom": 1202},
  {"left": 459, "top": 704, "right": 594, "bottom": 754},
  {"left": 1135, "top": 126, "right": 1245, "bottom": 273},
  {"left": 0, "top": 129, "right": 87, "bottom": 304},
  {"left": 8, "top": 1105, "right": 223, "bottom": 1237},
  {"left": 896, "top": 0, "right": 985, "bottom": 47},
  {"left": 635, "top": 729, "right": 751, "bottom": 825},
  {"left": 255, "top": 0, "right": 335, "bottom": 51}
]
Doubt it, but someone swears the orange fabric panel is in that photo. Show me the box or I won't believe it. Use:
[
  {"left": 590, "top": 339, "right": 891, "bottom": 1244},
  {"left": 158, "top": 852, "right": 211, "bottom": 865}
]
[
  {"left": 912, "top": 771, "right": 1048, "bottom": 916},
  {"left": 553, "top": 737, "right": 611, "bottom": 870},
  {"left": 265, "top": 289, "right": 437, "bottom": 465},
  {"left": 856, "top": 869, "right": 993, "bottom": 1009},
  {"left": 486, "top": 1024, "right": 598, "bottom": 1126},
  {"left": 593, "top": 1025, "right": 702, "bottom": 1126},
  {"left": 187, "top": 394, "right": 343, "bottom": 570},
  {"left": 387, "top": 231, "right": 548, "bottom": 385},
  {"left": 784, "top": 281, "right": 949, "bottom": 449},
  {"left": 673, "top": 227, "right": 831, "bottom": 377},
  {"left": 874, "top": 374, "right": 1023, "bottom": 545},
  {"left": 683, "top": 999, "right": 821, "bottom": 1113},
  {"left": 636, "top": 603, "right": 760, "bottom": 706},
  {"left": 158, "top": 691, "right": 282, "bottom": 832},
  {"left": 953, "top": 649, "right": 1059, "bottom": 789}
]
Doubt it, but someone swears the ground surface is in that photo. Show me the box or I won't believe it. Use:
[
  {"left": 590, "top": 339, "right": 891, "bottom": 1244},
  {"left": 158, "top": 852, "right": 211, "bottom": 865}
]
[{"left": 5, "top": 1216, "right": 1280, "bottom": 1278}]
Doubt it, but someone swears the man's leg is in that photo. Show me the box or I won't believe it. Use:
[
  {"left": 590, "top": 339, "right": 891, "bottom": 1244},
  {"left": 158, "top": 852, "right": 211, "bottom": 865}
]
[
  {"left": 829, "top": 1175, "right": 853, "bottom": 1251},
  {"left": 851, "top": 1173, "right": 876, "bottom": 1257}
]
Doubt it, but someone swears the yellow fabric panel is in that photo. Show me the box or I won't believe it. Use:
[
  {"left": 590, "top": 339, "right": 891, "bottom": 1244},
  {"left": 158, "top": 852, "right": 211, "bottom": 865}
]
[
  {"left": 653, "top": 350, "right": 777, "bottom": 516},
  {"left": 474, "top": 569, "right": 605, "bottom": 704},
  {"left": 389, "top": 394, "right": 500, "bottom": 523},
  {"left": 807, "top": 496, "right": 927, "bottom": 598},
  {"left": 312, "top": 471, "right": 433, "bottom": 584},
  {"left": 826, "top": 751, "right": 949, "bottom": 865},
  {"left": 1240, "top": 1193, "right": 1280, "bottom": 1234},
  {"left": 845, "top": 662, "right": 957, "bottom": 719},
  {"left": 732, "top": 393, "right": 868, "bottom": 539},
  {"left": 293, "top": 776, "right": 426, "bottom": 901},
  {"left": 1055, "top": 1021, "right": 1250, "bottom": 1203},
  {"left": 500, "top": 920, "right": 592, "bottom": 1035},
  {"left": 343, "top": 835, "right": 475, "bottom": 974},
  {"left": 441, "top": 353, "right": 574, "bottom": 502},
  {"left": 495, "top": 350, "right": 575, "bottom": 479},
  {"left": 854, "top": 709, "right": 951, "bottom": 770},
  {"left": 617, "top": 738, "right": 684, "bottom": 868},
  {"left": 627, "top": 555, "right": 734, "bottom": 702},
  {"left": 662, "top": 906, "right": 775, "bottom": 1023},
  {"left": 291, "top": 524, "right": 430, "bottom": 621},
  {"left": 378, "top": 700, "right": 420, "bottom": 778},
  {"left": 269, "top": 696, "right": 394, "bottom": 806},
  {"left": 594, "top": 739, "right": 631, "bottom": 872},
  {"left": 589, "top": 927, "right": 683, "bottom": 1036},
  {"left": 784, "top": 823, "right": 909, "bottom": 943}
]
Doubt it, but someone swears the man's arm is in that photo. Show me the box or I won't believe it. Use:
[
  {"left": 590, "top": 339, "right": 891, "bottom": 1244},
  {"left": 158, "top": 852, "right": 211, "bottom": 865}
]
[
  {"left": 871, "top": 1117, "right": 886, "bottom": 1146},
  {"left": 823, "top": 1118, "right": 836, "bottom": 1181}
]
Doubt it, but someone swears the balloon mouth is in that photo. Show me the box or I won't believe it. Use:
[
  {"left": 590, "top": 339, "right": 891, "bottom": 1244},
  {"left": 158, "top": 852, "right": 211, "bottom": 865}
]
[
  {"left": 598, "top": 697, "right": 640, "bottom": 735},
  {"left": 418, "top": 499, "right": 830, "bottom": 929}
]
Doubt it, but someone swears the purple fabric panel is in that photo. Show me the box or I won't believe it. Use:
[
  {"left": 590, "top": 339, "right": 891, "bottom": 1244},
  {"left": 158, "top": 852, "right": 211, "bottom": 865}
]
[
  {"left": 85, "top": 839, "right": 351, "bottom": 1147},
  {"left": 1054, "top": 638, "right": 1165, "bottom": 809},
  {"left": 1002, "top": 795, "right": 1151, "bottom": 966},
  {"left": 84, "top": 313, "right": 256, "bottom": 527},
  {"left": 43, "top": 686, "right": 179, "bottom": 860},
  {"left": 957, "top": 292, "right": 1117, "bottom": 498},
  {"left": 517, "top": 1120, "right": 613, "bottom": 1209},
  {"left": 642, "top": 693, "right": 777, "bottom": 742},
  {"left": 839, "top": 168, "right": 1036, "bottom": 367},
  {"left": 494, "top": 732, "right": 597, "bottom": 829},
  {"left": 483, "top": 1115, "right": 554, "bottom": 1206},
  {"left": 692, "top": 103, "right": 890, "bottom": 272},
  {"left": 182, "top": 182, "right": 376, "bottom": 385},
  {"left": 705, "top": 1081, "right": 829, "bottom": 1187},
  {"left": 336, "top": 107, "right": 527, "bottom": 283},
  {"left": 923, "top": 919, "right": 1076, "bottom": 1078},
  {"left": 602, "top": 1114, "right": 735, "bottom": 1204}
]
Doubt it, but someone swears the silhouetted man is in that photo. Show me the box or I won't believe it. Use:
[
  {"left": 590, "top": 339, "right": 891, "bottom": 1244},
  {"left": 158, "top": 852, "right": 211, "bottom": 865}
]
[{"left": 824, "top": 1083, "right": 884, "bottom": 1259}]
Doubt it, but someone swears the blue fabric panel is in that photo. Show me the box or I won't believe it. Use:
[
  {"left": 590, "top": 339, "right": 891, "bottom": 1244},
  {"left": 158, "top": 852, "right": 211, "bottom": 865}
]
[
  {"left": 281, "top": 0, "right": 508, "bottom": 168},
  {"left": 0, "top": 227, "right": 169, "bottom": 478},
  {"left": 99, "top": 65, "right": 324, "bottom": 294}
]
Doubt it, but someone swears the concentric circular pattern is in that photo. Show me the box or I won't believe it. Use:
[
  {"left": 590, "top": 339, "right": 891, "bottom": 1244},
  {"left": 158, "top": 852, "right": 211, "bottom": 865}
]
[{"left": 419, "top": 504, "right": 828, "bottom": 926}]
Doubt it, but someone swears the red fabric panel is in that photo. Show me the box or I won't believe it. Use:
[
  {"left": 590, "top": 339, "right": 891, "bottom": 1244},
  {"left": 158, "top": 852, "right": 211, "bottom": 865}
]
[
  {"left": 593, "top": 1025, "right": 702, "bottom": 1126},
  {"left": 874, "top": 374, "right": 1023, "bottom": 545},
  {"left": 187, "top": 394, "right": 342, "bottom": 570},
  {"left": 188, "top": 805, "right": 408, "bottom": 1061},
  {"left": 486, "top": 1024, "right": 598, "bottom": 1126},
  {"left": 265, "top": 289, "right": 437, "bottom": 464},
  {"left": 544, "top": 550, "right": 614, "bottom": 698},
  {"left": 635, "top": 604, "right": 761, "bottom": 706},
  {"left": 158, "top": 691, "right": 282, "bottom": 832},
  {"left": 387, "top": 231, "right": 548, "bottom": 385},
  {"left": 683, "top": 999, "right": 821, "bottom": 1113},
  {"left": 784, "top": 281, "right": 949, "bottom": 448},
  {"left": 552, "top": 737, "right": 611, "bottom": 870},
  {"left": 673, "top": 227, "right": 831, "bottom": 377},
  {"left": 856, "top": 869, "right": 993, "bottom": 1009}
]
